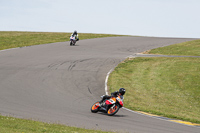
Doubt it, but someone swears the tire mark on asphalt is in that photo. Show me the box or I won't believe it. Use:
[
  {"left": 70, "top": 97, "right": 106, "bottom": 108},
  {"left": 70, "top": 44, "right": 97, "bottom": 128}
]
[{"left": 88, "top": 87, "right": 92, "bottom": 94}]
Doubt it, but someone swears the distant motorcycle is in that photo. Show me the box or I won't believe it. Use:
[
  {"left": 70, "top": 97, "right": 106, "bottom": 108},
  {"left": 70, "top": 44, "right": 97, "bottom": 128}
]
[
  {"left": 70, "top": 35, "right": 79, "bottom": 46},
  {"left": 91, "top": 95, "right": 123, "bottom": 116},
  {"left": 70, "top": 35, "right": 76, "bottom": 46}
]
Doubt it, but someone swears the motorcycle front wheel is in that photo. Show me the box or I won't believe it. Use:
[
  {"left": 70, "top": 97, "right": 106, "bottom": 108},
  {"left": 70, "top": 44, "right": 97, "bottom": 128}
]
[
  {"left": 107, "top": 104, "right": 120, "bottom": 116},
  {"left": 91, "top": 101, "right": 100, "bottom": 113}
]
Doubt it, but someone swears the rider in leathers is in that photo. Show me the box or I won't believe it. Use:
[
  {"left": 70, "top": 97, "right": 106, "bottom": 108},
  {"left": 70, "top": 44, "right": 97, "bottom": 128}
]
[
  {"left": 71, "top": 30, "right": 79, "bottom": 41},
  {"left": 100, "top": 88, "right": 126, "bottom": 111}
]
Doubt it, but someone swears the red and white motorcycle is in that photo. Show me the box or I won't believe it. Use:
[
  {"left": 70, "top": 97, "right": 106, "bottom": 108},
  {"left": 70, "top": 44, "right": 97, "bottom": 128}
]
[{"left": 91, "top": 95, "right": 124, "bottom": 116}]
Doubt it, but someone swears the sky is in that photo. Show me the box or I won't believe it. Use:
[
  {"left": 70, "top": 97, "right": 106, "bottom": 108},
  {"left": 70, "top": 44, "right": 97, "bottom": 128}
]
[{"left": 1, "top": 0, "right": 200, "bottom": 38}]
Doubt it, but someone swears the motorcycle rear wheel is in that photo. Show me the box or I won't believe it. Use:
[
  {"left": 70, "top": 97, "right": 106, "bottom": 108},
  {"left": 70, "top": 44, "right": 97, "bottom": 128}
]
[
  {"left": 107, "top": 104, "right": 120, "bottom": 116},
  {"left": 91, "top": 101, "right": 100, "bottom": 113}
]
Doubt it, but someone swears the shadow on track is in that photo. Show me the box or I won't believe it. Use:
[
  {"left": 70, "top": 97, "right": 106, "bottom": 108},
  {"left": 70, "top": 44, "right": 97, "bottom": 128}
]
[{"left": 96, "top": 112, "right": 127, "bottom": 117}]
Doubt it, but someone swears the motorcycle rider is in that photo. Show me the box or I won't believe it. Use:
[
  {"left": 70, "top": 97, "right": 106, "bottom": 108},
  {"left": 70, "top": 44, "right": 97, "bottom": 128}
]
[
  {"left": 100, "top": 88, "right": 126, "bottom": 111},
  {"left": 71, "top": 30, "right": 79, "bottom": 41}
]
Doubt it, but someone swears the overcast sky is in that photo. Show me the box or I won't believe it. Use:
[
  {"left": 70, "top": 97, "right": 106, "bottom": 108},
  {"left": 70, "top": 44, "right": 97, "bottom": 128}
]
[{"left": 1, "top": 0, "right": 200, "bottom": 38}]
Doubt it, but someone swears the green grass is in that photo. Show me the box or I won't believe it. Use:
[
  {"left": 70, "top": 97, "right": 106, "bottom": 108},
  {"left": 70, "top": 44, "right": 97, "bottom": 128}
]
[
  {"left": 0, "top": 31, "right": 125, "bottom": 50},
  {"left": 0, "top": 115, "right": 111, "bottom": 133},
  {"left": 149, "top": 39, "right": 200, "bottom": 56},
  {"left": 108, "top": 39, "right": 200, "bottom": 124}
]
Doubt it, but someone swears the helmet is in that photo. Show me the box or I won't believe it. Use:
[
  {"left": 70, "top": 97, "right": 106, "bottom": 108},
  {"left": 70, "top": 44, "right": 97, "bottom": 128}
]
[
  {"left": 119, "top": 88, "right": 125, "bottom": 95},
  {"left": 74, "top": 30, "right": 77, "bottom": 34}
]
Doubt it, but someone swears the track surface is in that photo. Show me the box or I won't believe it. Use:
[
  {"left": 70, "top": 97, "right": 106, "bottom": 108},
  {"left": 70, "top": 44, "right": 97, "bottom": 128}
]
[{"left": 0, "top": 36, "right": 199, "bottom": 133}]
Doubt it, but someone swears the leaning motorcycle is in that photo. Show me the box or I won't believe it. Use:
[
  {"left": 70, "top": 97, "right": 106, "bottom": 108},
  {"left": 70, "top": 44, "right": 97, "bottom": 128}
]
[
  {"left": 70, "top": 35, "right": 76, "bottom": 46},
  {"left": 91, "top": 96, "right": 123, "bottom": 116}
]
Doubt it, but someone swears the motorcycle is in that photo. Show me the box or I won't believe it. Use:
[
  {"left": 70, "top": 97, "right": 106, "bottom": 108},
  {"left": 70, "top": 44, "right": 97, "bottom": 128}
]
[
  {"left": 70, "top": 35, "right": 77, "bottom": 46},
  {"left": 91, "top": 95, "right": 123, "bottom": 116}
]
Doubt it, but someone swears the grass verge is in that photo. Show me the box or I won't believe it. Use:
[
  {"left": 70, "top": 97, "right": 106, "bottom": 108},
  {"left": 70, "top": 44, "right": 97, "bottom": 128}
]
[
  {"left": 108, "top": 39, "right": 200, "bottom": 124},
  {"left": 148, "top": 39, "right": 200, "bottom": 56},
  {"left": 0, "top": 115, "right": 111, "bottom": 133},
  {"left": 0, "top": 31, "right": 125, "bottom": 50}
]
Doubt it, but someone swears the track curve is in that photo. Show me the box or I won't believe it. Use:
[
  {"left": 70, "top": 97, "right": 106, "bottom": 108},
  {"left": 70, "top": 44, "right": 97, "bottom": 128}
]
[{"left": 0, "top": 36, "right": 199, "bottom": 133}]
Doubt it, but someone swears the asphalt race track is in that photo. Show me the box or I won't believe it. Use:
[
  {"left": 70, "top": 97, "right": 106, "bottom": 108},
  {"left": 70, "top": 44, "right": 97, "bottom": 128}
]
[{"left": 0, "top": 36, "right": 199, "bottom": 133}]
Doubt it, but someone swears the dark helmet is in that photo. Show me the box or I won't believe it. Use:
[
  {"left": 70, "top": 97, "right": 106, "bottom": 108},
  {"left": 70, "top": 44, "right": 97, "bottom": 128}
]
[
  {"left": 74, "top": 30, "right": 77, "bottom": 34},
  {"left": 119, "top": 88, "right": 126, "bottom": 95}
]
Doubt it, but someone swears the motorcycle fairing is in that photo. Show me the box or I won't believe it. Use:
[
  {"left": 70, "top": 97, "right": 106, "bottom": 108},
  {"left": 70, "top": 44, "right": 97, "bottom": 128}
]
[
  {"left": 116, "top": 96, "right": 123, "bottom": 107},
  {"left": 105, "top": 97, "right": 116, "bottom": 105},
  {"left": 70, "top": 36, "right": 75, "bottom": 41}
]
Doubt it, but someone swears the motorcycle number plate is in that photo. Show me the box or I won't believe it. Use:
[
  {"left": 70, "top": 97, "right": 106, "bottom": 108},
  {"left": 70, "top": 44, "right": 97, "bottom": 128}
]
[
  {"left": 70, "top": 37, "right": 75, "bottom": 40},
  {"left": 108, "top": 99, "right": 115, "bottom": 104}
]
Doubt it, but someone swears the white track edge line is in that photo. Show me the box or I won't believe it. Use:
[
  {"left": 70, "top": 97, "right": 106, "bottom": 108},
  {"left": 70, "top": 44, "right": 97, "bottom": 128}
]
[{"left": 105, "top": 68, "right": 113, "bottom": 95}]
